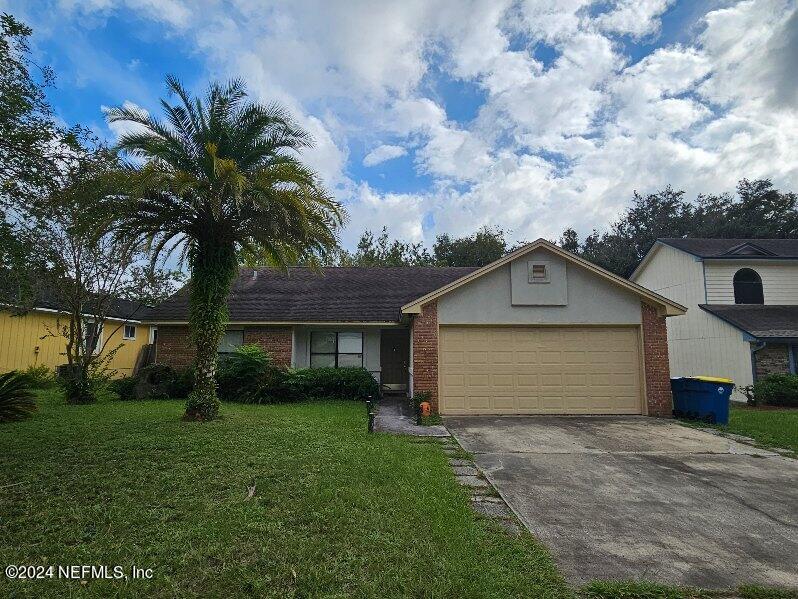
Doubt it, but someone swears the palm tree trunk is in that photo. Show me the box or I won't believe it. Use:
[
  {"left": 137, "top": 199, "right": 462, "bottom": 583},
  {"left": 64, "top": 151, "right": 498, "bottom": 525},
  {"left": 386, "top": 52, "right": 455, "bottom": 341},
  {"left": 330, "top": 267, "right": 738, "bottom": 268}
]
[{"left": 185, "top": 240, "right": 238, "bottom": 420}]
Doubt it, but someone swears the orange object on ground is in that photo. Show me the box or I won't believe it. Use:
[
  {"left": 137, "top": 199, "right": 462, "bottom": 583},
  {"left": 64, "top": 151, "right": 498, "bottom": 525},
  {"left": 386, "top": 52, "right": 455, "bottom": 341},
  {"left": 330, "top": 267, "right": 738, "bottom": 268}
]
[{"left": 419, "top": 401, "right": 431, "bottom": 417}]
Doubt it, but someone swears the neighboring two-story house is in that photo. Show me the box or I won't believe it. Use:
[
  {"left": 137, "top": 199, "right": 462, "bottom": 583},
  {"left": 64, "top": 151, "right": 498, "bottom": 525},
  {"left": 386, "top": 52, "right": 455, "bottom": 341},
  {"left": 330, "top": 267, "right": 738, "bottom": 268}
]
[{"left": 631, "top": 239, "right": 798, "bottom": 400}]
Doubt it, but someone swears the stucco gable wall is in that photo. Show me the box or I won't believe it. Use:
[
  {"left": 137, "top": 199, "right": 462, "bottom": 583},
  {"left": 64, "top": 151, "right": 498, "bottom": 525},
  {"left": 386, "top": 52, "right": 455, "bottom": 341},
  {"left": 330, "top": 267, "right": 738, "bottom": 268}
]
[{"left": 437, "top": 248, "right": 642, "bottom": 325}]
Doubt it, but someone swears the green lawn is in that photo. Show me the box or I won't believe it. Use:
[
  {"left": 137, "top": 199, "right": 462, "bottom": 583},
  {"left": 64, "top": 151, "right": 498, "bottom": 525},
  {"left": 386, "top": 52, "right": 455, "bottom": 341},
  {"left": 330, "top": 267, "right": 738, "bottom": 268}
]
[
  {"left": 700, "top": 404, "right": 798, "bottom": 456},
  {"left": 0, "top": 391, "right": 568, "bottom": 598}
]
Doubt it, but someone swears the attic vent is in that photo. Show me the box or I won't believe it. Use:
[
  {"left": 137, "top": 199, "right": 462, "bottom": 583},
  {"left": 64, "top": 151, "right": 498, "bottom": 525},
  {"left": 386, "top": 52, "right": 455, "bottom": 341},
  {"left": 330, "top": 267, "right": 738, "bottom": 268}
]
[
  {"left": 528, "top": 262, "right": 550, "bottom": 283},
  {"left": 725, "top": 243, "right": 775, "bottom": 257}
]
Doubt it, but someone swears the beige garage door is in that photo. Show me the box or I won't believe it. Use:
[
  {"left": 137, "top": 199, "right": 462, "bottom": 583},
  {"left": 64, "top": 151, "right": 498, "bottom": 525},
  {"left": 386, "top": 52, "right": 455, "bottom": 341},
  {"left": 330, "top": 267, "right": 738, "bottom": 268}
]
[{"left": 439, "top": 326, "right": 643, "bottom": 415}]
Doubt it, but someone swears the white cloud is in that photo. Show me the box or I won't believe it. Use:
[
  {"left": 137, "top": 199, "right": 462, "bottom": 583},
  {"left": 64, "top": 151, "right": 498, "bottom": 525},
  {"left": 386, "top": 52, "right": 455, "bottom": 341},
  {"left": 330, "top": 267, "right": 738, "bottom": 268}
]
[
  {"left": 101, "top": 100, "right": 149, "bottom": 139},
  {"left": 363, "top": 144, "right": 407, "bottom": 167},
  {"left": 596, "top": 0, "right": 675, "bottom": 39},
  {"left": 341, "top": 184, "right": 426, "bottom": 247},
  {"left": 25, "top": 0, "right": 798, "bottom": 249}
]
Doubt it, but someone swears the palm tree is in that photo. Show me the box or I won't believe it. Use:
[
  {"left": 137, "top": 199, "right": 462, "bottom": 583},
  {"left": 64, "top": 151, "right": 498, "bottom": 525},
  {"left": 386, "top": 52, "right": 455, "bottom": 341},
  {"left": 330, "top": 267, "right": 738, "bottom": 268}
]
[{"left": 107, "top": 77, "right": 345, "bottom": 420}]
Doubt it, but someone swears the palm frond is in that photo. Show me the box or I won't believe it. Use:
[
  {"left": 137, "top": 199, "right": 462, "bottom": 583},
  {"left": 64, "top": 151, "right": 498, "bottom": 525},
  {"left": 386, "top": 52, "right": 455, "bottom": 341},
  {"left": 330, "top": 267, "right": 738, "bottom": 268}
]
[
  {"left": 107, "top": 75, "right": 346, "bottom": 268},
  {"left": 0, "top": 371, "right": 37, "bottom": 423}
]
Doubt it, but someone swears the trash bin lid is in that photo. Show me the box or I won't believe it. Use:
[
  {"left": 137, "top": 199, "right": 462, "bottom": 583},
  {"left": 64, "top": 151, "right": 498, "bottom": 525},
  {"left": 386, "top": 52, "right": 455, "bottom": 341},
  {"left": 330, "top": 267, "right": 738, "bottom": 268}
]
[{"left": 692, "top": 375, "right": 734, "bottom": 384}]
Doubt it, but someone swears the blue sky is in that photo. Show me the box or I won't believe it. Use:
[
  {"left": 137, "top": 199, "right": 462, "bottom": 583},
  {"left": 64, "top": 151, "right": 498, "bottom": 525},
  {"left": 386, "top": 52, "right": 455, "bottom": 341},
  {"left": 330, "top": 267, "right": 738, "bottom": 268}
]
[{"left": 4, "top": 0, "right": 796, "bottom": 249}]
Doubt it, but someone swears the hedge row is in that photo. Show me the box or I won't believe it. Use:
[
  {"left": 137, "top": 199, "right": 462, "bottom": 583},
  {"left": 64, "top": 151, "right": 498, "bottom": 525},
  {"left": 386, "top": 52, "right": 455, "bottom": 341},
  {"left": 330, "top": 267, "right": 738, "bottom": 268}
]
[{"left": 111, "top": 344, "right": 380, "bottom": 404}]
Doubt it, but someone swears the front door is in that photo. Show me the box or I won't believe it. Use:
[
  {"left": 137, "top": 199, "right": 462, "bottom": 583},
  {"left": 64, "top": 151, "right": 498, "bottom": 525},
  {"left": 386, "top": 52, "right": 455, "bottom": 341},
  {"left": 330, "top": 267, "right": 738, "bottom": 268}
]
[{"left": 380, "top": 329, "right": 410, "bottom": 392}]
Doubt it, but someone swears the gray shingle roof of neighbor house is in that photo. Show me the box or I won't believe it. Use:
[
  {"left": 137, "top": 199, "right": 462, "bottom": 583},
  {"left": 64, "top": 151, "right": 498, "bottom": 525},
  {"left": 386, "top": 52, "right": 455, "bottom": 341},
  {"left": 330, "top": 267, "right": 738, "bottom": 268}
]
[
  {"left": 146, "top": 267, "right": 479, "bottom": 323},
  {"left": 1, "top": 289, "right": 153, "bottom": 321},
  {"left": 699, "top": 304, "right": 798, "bottom": 339},
  {"left": 658, "top": 238, "right": 798, "bottom": 259}
]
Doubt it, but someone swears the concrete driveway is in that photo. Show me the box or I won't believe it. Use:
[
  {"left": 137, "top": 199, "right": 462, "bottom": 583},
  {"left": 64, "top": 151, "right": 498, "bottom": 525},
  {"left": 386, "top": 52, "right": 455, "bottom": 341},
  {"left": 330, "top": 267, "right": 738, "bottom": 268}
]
[{"left": 445, "top": 416, "right": 798, "bottom": 589}]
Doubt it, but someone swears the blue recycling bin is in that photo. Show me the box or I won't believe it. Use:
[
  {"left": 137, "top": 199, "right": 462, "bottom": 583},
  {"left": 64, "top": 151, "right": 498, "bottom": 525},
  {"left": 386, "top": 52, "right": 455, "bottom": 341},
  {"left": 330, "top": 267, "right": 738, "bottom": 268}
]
[{"left": 671, "top": 376, "right": 734, "bottom": 424}]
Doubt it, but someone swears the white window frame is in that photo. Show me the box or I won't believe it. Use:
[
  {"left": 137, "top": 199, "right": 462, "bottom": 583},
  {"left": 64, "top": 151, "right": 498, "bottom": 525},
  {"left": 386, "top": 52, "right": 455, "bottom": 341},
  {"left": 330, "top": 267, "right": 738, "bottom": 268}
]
[
  {"left": 83, "top": 319, "right": 103, "bottom": 355},
  {"left": 123, "top": 324, "right": 137, "bottom": 340}
]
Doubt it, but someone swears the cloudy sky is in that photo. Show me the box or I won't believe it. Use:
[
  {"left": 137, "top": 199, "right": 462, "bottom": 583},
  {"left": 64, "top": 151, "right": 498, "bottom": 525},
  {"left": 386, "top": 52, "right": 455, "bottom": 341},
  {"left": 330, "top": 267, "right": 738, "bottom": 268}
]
[{"left": 4, "top": 0, "right": 797, "bottom": 248}]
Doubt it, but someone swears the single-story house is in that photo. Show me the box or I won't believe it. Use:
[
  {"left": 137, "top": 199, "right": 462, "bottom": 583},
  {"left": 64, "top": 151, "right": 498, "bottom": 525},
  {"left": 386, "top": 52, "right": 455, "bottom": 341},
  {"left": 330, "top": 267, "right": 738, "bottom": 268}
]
[
  {"left": 147, "top": 239, "right": 686, "bottom": 415},
  {"left": 631, "top": 238, "right": 798, "bottom": 400},
  {"left": 0, "top": 295, "right": 154, "bottom": 377}
]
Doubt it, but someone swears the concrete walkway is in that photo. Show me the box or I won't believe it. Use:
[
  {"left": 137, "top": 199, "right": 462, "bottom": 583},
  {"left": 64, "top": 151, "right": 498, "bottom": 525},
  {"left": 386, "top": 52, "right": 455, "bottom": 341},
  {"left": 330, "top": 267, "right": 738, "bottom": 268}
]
[
  {"left": 446, "top": 415, "right": 798, "bottom": 589},
  {"left": 373, "top": 396, "right": 449, "bottom": 436}
]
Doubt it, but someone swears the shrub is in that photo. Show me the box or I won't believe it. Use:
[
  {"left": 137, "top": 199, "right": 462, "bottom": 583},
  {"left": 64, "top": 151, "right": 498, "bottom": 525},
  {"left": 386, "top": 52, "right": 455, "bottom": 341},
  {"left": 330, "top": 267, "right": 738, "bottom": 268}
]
[
  {"left": 20, "top": 365, "right": 55, "bottom": 389},
  {"left": 409, "top": 391, "right": 433, "bottom": 424},
  {"left": 0, "top": 371, "right": 37, "bottom": 422},
  {"left": 278, "top": 367, "right": 380, "bottom": 402},
  {"left": 110, "top": 364, "right": 194, "bottom": 401},
  {"left": 132, "top": 364, "right": 179, "bottom": 400},
  {"left": 109, "top": 376, "right": 138, "bottom": 400},
  {"left": 749, "top": 374, "right": 798, "bottom": 407},
  {"left": 169, "top": 366, "right": 194, "bottom": 399},
  {"left": 217, "top": 345, "right": 286, "bottom": 404}
]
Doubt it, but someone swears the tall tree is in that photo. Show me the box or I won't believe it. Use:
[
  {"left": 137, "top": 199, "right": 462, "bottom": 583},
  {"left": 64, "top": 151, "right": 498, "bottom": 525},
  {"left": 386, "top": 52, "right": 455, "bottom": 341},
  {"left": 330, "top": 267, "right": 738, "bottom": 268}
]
[
  {"left": 339, "top": 227, "right": 432, "bottom": 266},
  {"left": 433, "top": 226, "right": 508, "bottom": 267},
  {"left": 561, "top": 180, "right": 797, "bottom": 276},
  {"left": 108, "top": 77, "right": 344, "bottom": 420},
  {"left": 14, "top": 146, "right": 177, "bottom": 403},
  {"left": 0, "top": 13, "right": 80, "bottom": 206}
]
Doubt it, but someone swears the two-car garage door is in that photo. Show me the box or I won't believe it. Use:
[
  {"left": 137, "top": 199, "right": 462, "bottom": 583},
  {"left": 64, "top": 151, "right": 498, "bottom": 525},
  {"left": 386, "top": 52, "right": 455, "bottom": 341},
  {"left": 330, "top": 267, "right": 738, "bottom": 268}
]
[{"left": 439, "top": 326, "right": 643, "bottom": 415}]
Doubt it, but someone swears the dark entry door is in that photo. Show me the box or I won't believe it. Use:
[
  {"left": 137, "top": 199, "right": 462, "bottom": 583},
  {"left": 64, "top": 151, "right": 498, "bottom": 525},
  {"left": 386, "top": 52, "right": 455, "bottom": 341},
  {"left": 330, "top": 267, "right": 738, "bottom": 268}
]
[{"left": 380, "top": 329, "right": 410, "bottom": 391}]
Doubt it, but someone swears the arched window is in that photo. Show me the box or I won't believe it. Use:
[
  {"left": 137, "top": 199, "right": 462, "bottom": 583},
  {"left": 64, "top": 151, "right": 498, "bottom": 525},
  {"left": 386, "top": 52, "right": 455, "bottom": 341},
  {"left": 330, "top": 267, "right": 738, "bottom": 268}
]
[{"left": 733, "top": 268, "right": 764, "bottom": 304}]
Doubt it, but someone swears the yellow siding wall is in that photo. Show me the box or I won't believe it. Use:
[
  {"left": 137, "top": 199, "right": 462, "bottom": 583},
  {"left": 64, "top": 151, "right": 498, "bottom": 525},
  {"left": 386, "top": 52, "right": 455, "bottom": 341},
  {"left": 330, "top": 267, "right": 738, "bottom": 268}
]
[
  {"left": 0, "top": 309, "right": 150, "bottom": 378},
  {"left": 633, "top": 244, "right": 754, "bottom": 401},
  {"left": 704, "top": 262, "right": 798, "bottom": 304}
]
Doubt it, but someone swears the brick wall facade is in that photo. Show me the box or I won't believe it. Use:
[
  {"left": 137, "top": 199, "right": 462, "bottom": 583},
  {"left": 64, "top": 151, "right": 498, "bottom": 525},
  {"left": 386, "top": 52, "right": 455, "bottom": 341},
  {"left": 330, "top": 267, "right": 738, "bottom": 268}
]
[
  {"left": 411, "top": 301, "right": 439, "bottom": 411},
  {"left": 155, "top": 325, "right": 195, "bottom": 369},
  {"left": 641, "top": 302, "right": 672, "bottom": 417},
  {"left": 243, "top": 326, "right": 293, "bottom": 367},
  {"left": 755, "top": 343, "right": 791, "bottom": 379},
  {"left": 156, "top": 325, "right": 293, "bottom": 369}
]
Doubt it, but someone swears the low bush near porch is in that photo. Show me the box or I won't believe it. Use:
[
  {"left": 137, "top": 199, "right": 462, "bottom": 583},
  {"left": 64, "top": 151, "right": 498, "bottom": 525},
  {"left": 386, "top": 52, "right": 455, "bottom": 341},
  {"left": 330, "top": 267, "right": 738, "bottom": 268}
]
[{"left": 112, "top": 346, "right": 380, "bottom": 404}]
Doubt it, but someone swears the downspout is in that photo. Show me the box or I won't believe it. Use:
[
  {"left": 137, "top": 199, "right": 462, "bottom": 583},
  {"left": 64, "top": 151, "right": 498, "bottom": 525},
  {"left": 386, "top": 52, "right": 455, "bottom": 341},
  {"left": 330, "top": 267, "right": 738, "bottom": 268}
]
[{"left": 750, "top": 340, "right": 767, "bottom": 383}]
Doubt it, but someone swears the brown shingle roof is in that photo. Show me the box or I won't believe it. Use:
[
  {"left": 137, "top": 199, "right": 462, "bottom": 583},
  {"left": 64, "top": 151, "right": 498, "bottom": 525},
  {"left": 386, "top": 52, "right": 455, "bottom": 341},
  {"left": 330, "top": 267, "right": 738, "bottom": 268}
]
[
  {"left": 699, "top": 304, "right": 798, "bottom": 339},
  {"left": 147, "top": 267, "right": 478, "bottom": 323}
]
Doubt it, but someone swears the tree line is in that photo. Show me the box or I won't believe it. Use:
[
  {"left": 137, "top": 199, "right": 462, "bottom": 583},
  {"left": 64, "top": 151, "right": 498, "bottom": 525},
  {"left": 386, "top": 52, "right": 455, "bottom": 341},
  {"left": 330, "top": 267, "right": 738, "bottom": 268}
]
[{"left": 332, "top": 179, "right": 797, "bottom": 276}]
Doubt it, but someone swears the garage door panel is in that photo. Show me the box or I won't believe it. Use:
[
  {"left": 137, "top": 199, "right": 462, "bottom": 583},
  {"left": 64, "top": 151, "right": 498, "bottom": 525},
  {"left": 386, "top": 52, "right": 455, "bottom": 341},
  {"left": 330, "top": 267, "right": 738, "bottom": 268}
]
[{"left": 440, "top": 326, "right": 642, "bottom": 415}]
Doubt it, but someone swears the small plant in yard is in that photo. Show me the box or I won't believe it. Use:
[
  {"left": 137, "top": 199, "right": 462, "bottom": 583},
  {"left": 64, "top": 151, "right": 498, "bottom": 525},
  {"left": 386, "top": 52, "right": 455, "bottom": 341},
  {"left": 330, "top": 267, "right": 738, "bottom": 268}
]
[
  {"left": 410, "top": 390, "right": 435, "bottom": 424},
  {"left": 745, "top": 374, "right": 798, "bottom": 407},
  {"left": 110, "top": 364, "right": 195, "bottom": 401},
  {"left": 19, "top": 364, "right": 55, "bottom": 388},
  {"left": 217, "top": 344, "right": 285, "bottom": 404},
  {"left": 0, "top": 371, "right": 37, "bottom": 422}
]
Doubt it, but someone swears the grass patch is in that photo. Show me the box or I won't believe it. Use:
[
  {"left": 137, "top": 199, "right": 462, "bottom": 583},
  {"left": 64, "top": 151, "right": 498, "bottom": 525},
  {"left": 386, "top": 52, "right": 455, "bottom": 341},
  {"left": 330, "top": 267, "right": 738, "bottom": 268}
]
[
  {"left": 579, "top": 582, "right": 798, "bottom": 599},
  {"left": 419, "top": 413, "right": 443, "bottom": 426},
  {"left": 681, "top": 404, "right": 798, "bottom": 456},
  {"left": 737, "top": 585, "right": 798, "bottom": 599},
  {"left": 579, "top": 580, "right": 710, "bottom": 599},
  {"left": 0, "top": 389, "right": 568, "bottom": 597}
]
